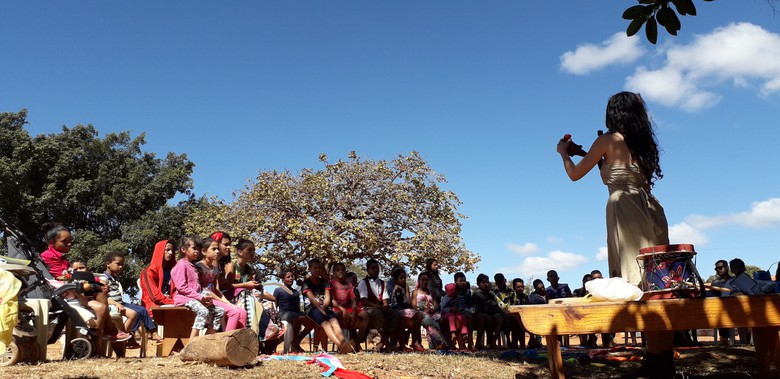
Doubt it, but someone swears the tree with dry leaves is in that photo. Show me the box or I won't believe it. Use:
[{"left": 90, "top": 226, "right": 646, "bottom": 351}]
[{"left": 188, "top": 151, "right": 479, "bottom": 279}]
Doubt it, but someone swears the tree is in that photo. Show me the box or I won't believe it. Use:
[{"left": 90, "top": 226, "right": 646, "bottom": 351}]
[
  {"left": 622, "top": 1, "right": 777, "bottom": 44},
  {"left": 188, "top": 151, "right": 480, "bottom": 280},
  {"left": 0, "top": 109, "right": 195, "bottom": 290}
]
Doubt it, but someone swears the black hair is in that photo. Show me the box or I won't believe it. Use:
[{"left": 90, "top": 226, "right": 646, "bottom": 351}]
[
  {"left": 425, "top": 258, "right": 437, "bottom": 271},
  {"left": 391, "top": 267, "right": 406, "bottom": 280},
  {"left": 532, "top": 278, "right": 544, "bottom": 288},
  {"left": 175, "top": 234, "right": 203, "bottom": 254},
  {"left": 366, "top": 258, "right": 379, "bottom": 268},
  {"left": 200, "top": 237, "right": 217, "bottom": 250},
  {"left": 605, "top": 91, "right": 663, "bottom": 188},
  {"left": 476, "top": 273, "right": 489, "bottom": 284},
  {"left": 590, "top": 269, "right": 602, "bottom": 276},
  {"left": 104, "top": 251, "right": 125, "bottom": 265},
  {"left": 417, "top": 272, "right": 429, "bottom": 281},
  {"left": 235, "top": 238, "right": 254, "bottom": 251},
  {"left": 729, "top": 258, "right": 746, "bottom": 271},
  {"left": 308, "top": 258, "right": 322, "bottom": 267},
  {"left": 494, "top": 273, "right": 505, "bottom": 281},
  {"left": 346, "top": 271, "right": 358, "bottom": 280},
  {"left": 71, "top": 256, "right": 87, "bottom": 265},
  {"left": 331, "top": 262, "right": 346, "bottom": 272},
  {"left": 277, "top": 266, "right": 294, "bottom": 280},
  {"left": 582, "top": 274, "right": 592, "bottom": 283},
  {"left": 453, "top": 272, "right": 466, "bottom": 281},
  {"left": 42, "top": 223, "right": 70, "bottom": 244},
  {"left": 512, "top": 278, "right": 524, "bottom": 287},
  {"left": 715, "top": 259, "right": 728, "bottom": 267},
  {"left": 546, "top": 270, "right": 557, "bottom": 277}
]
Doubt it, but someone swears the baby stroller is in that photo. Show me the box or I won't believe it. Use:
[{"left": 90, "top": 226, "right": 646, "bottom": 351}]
[{"left": 1, "top": 216, "right": 101, "bottom": 361}]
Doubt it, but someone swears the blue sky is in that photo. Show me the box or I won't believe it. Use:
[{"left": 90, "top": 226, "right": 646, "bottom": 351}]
[{"left": 2, "top": 1, "right": 779, "bottom": 287}]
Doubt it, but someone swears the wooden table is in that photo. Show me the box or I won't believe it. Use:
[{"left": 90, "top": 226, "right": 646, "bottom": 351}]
[
  {"left": 510, "top": 294, "right": 780, "bottom": 378},
  {"left": 151, "top": 306, "right": 196, "bottom": 357}
]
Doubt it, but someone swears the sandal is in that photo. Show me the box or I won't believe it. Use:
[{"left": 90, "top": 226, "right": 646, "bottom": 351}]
[{"left": 113, "top": 331, "right": 132, "bottom": 342}]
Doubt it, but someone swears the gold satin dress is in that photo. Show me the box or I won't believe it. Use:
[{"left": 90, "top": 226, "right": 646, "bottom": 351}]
[{"left": 601, "top": 164, "right": 670, "bottom": 286}]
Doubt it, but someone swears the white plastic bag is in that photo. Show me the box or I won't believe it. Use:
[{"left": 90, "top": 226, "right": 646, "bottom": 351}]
[{"left": 585, "top": 277, "right": 643, "bottom": 301}]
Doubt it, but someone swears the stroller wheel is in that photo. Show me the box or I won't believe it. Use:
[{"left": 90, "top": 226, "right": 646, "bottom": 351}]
[
  {"left": 21, "top": 341, "right": 41, "bottom": 362},
  {"left": 68, "top": 338, "right": 92, "bottom": 360},
  {"left": 0, "top": 342, "right": 20, "bottom": 367}
]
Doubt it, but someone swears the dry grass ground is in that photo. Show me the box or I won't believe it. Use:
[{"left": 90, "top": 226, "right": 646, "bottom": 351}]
[{"left": 0, "top": 336, "right": 772, "bottom": 378}]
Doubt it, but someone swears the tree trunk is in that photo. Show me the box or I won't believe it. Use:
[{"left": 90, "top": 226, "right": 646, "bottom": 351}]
[{"left": 179, "top": 329, "right": 258, "bottom": 367}]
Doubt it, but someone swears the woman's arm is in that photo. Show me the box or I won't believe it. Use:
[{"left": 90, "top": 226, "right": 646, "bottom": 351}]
[
  {"left": 323, "top": 288, "right": 332, "bottom": 308},
  {"left": 411, "top": 289, "right": 419, "bottom": 309},
  {"left": 557, "top": 133, "right": 609, "bottom": 181},
  {"left": 305, "top": 290, "right": 328, "bottom": 315}
]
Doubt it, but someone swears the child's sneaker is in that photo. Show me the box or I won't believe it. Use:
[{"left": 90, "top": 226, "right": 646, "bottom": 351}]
[{"left": 113, "top": 331, "right": 132, "bottom": 342}]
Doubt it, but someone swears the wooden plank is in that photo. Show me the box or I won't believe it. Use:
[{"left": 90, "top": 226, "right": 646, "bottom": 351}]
[
  {"left": 544, "top": 335, "right": 565, "bottom": 379},
  {"left": 510, "top": 294, "right": 780, "bottom": 335},
  {"left": 151, "top": 306, "right": 196, "bottom": 357}
]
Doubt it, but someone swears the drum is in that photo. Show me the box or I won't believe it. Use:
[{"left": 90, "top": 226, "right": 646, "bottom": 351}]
[{"left": 636, "top": 244, "right": 704, "bottom": 299}]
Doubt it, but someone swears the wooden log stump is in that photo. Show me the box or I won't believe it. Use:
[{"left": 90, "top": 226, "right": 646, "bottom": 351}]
[{"left": 179, "top": 328, "right": 258, "bottom": 367}]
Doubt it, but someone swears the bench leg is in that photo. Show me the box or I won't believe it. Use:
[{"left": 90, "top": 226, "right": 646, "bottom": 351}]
[
  {"left": 753, "top": 326, "right": 780, "bottom": 379},
  {"left": 545, "top": 335, "right": 564, "bottom": 379}
]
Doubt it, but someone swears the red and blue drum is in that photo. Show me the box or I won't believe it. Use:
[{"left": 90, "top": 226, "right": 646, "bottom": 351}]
[{"left": 637, "top": 244, "right": 703, "bottom": 299}]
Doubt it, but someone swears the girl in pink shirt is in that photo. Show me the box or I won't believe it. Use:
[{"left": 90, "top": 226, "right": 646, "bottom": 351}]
[
  {"left": 40, "top": 224, "right": 72, "bottom": 279},
  {"left": 170, "top": 235, "right": 225, "bottom": 339}
]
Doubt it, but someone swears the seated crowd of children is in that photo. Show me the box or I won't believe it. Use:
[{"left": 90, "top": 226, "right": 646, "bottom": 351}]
[
  {"left": 41, "top": 224, "right": 568, "bottom": 354},
  {"left": 50, "top": 224, "right": 764, "bottom": 355}
]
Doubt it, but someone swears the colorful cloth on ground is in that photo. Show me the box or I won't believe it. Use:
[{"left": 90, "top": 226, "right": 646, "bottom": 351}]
[{"left": 263, "top": 353, "right": 372, "bottom": 379}]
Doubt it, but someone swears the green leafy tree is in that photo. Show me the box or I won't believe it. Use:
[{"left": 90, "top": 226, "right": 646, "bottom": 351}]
[
  {"left": 622, "top": 1, "right": 777, "bottom": 44},
  {"left": 0, "top": 109, "right": 195, "bottom": 291},
  {"left": 188, "top": 151, "right": 480, "bottom": 280}
]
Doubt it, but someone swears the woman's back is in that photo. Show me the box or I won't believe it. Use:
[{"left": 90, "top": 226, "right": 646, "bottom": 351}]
[{"left": 601, "top": 132, "right": 635, "bottom": 166}]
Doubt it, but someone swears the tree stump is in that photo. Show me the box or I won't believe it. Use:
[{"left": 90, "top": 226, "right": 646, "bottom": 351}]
[{"left": 179, "top": 328, "right": 258, "bottom": 367}]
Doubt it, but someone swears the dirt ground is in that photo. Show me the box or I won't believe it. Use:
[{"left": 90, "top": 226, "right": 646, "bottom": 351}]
[{"left": 1, "top": 333, "right": 773, "bottom": 378}]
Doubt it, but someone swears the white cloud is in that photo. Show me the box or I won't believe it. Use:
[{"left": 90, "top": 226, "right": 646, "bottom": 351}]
[
  {"left": 625, "top": 22, "right": 780, "bottom": 111},
  {"left": 498, "top": 250, "right": 589, "bottom": 278},
  {"left": 560, "top": 32, "right": 645, "bottom": 75},
  {"left": 596, "top": 246, "right": 608, "bottom": 262},
  {"left": 506, "top": 242, "right": 539, "bottom": 255},
  {"left": 669, "top": 222, "right": 710, "bottom": 245},
  {"left": 669, "top": 198, "right": 780, "bottom": 245},
  {"left": 686, "top": 198, "right": 780, "bottom": 230}
]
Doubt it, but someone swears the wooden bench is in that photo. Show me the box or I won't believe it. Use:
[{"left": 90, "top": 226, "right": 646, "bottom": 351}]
[
  {"left": 510, "top": 294, "right": 780, "bottom": 378},
  {"left": 151, "top": 306, "right": 196, "bottom": 357}
]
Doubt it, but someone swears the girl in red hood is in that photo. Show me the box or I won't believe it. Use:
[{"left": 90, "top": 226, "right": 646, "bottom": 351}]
[{"left": 140, "top": 240, "right": 176, "bottom": 325}]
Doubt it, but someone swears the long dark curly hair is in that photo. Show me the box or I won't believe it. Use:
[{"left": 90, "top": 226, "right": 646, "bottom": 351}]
[{"left": 605, "top": 92, "right": 663, "bottom": 188}]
